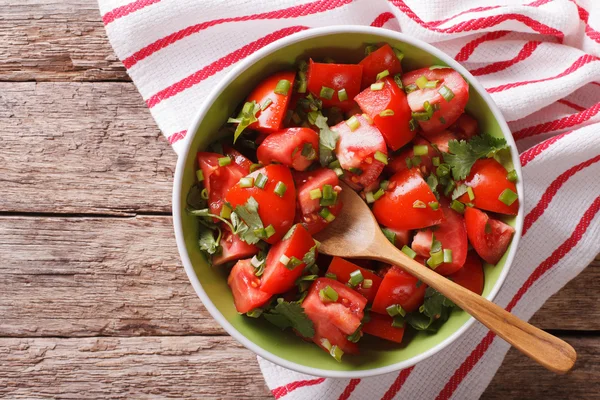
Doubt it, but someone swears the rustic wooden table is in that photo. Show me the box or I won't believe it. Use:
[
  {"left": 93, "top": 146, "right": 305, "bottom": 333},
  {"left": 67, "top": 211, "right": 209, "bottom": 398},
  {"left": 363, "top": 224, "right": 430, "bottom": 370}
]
[{"left": 1, "top": 1, "right": 598, "bottom": 399}]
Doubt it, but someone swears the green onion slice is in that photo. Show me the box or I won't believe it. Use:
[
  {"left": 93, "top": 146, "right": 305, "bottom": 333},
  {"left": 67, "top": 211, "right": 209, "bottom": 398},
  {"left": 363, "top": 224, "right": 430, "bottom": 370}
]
[
  {"left": 239, "top": 177, "right": 254, "bottom": 188},
  {"left": 309, "top": 188, "right": 322, "bottom": 200},
  {"left": 415, "top": 76, "right": 428, "bottom": 89},
  {"left": 376, "top": 69, "right": 390, "bottom": 81},
  {"left": 348, "top": 269, "right": 364, "bottom": 287},
  {"left": 507, "top": 170, "right": 518, "bottom": 183},
  {"left": 401, "top": 245, "right": 417, "bottom": 259},
  {"left": 450, "top": 199, "right": 466, "bottom": 214},
  {"left": 218, "top": 156, "right": 231, "bottom": 167},
  {"left": 413, "top": 144, "right": 429, "bottom": 156},
  {"left": 346, "top": 115, "right": 361, "bottom": 131},
  {"left": 370, "top": 82, "right": 384, "bottom": 91},
  {"left": 338, "top": 88, "right": 348, "bottom": 102},
  {"left": 443, "top": 248, "right": 453, "bottom": 263},
  {"left": 374, "top": 150, "right": 388, "bottom": 165},
  {"left": 319, "top": 285, "right": 339, "bottom": 302},
  {"left": 320, "top": 86, "right": 334, "bottom": 100},
  {"left": 274, "top": 79, "right": 291, "bottom": 96},
  {"left": 438, "top": 85, "right": 455, "bottom": 102},
  {"left": 379, "top": 109, "right": 395, "bottom": 117},
  {"left": 413, "top": 200, "right": 426, "bottom": 209},
  {"left": 254, "top": 173, "right": 268, "bottom": 189},
  {"left": 196, "top": 169, "right": 204, "bottom": 182},
  {"left": 274, "top": 181, "right": 287, "bottom": 197},
  {"left": 499, "top": 188, "right": 518, "bottom": 206},
  {"left": 325, "top": 272, "right": 337, "bottom": 280}
]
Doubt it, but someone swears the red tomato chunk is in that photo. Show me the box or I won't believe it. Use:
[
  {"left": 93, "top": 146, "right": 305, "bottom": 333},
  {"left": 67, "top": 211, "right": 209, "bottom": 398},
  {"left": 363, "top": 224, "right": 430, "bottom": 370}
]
[
  {"left": 257, "top": 127, "right": 319, "bottom": 171},
  {"left": 465, "top": 207, "right": 515, "bottom": 265},
  {"left": 362, "top": 312, "right": 405, "bottom": 343},
  {"left": 247, "top": 70, "right": 296, "bottom": 133},
  {"left": 358, "top": 44, "right": 403, "bottom": 89},
  {"left": 326, "top": 257, "right": 382, "bottom": 303},
  {"left": 307, "top": 59, "right": 363, "bottom": 112},
  {"left": 372, "top": 266, "right": 427, "bottom": 314},
  {"left": 227, "top": 259, "right": 271, "bottom": 314}
]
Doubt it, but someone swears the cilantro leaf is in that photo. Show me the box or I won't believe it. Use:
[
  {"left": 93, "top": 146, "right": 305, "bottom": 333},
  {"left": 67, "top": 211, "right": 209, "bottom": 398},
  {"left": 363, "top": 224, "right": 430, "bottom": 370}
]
[
  {"left": 405, "top": 287, "right": 456, "bottom": 332},
  {"left": 198, "top": 227, "right": 221, "bottom": 256},
  {"left": 232, "top": 197, "right": 264, "bottom": 245},
  {"left": 443, "top": 134, "right": 508, "bottom": 180},
  {"left": 314, "top": 112, "right": 339, "bottom": 167},
  {"left": 186, "top": 183, "right": 208, "bottom": 210},
  {"left": 263, "top": 301, "right": 315, "bottom": 338},
  {"left": 302, "top": 244, "right": 318, "bottom": 267},
  {"left": 451, "top": 184, "right": 469, "bottom": 200},
  {"left": 426, "top": 174, "right": 439, "bottom": 195},
  {"left": 228, "top": 101, "right": 261, "bottom": 143}
]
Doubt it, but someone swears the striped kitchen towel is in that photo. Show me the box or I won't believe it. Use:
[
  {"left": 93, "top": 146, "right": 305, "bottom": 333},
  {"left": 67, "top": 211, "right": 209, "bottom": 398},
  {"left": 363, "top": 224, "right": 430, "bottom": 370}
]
[{"left": 98, "top": 0, "right": 600, "bottom": 398}]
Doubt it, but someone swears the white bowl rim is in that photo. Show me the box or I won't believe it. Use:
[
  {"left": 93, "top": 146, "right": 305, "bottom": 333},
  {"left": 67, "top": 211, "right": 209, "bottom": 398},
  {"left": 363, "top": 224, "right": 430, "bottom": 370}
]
[{"left": 172, "top": 25, "right": 524, "bottom": 379}]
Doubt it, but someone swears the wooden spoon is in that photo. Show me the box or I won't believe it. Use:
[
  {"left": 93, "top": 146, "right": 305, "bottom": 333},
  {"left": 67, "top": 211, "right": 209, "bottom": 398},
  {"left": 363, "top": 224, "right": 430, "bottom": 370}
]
[{"left": 314, "top": 182, "right": 576, "bottom": 374}]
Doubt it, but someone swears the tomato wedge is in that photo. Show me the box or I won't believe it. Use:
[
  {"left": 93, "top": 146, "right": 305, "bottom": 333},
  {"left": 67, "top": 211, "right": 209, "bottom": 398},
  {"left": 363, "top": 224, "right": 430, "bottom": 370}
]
[
  {"left": 247, "top": 71, "right": 295, "bottom": 133},
  {"left": 332, "top": 114, "right": 387, "bottom": 187},
  {"left": 326, "top": 257, "right": 382, "bottom": 303},
  {"left": 464, "top": 207, "right": 515, "bottom": 265},
  {"left": 450, "top": 113, "right": 479, "bottom": 140},
  {"left": 225, "top": 164, "right": 296, "bottom": 244},
  {"left": 227, "top": 259, "right": 271, "bottom": 314},
  {"left": 306, "top": 59, "right": 363, "bottom": 111},
  {"left": 310, "top": 316, "right": 359, "bottom": 355},
  {"left": 297, "top": 201, "right": 343, "bottom": 235},
  {"left": 358, "top": 44, "right": 403, "bottom": 89},
  {"left": 448, "top": 251, "right": 485, "bottom": 295},
  {"left": 197, "top": 152, "right": 246, "bottom": 216},
  {"left": 411, "top": 200, "right": 468, "bottom": 275},
  {"left": 362, "top": 312, "right": 405, "bottom": 343},
  {"left": 260, "top": 224, "right": 316, "bottom": 294},
  {"left": 354, "top": 76, "right": 414, "bottom": 150},
  {"left": 402, "top": 67, "right": 469, "bottom": 136},
  {"left": 223, "top": 145, "right": 252, "bottom": 173},
  {"left": 458, "top": 159, "right": 519, "bottom": 215},
  {"left": 294, "top": 168, "right": 340, "bottom": 215},
  {"left": 386, "top": 136, "right": 435, "bottom": 176},
  {"left": 384, "top": 227, "right": 412, "bottom": 249},
  {"left": 257, "top": 127, "right": 319, "bottom": 171},
  {"left": 373, "top": 168, "right": 444, "bottom": 230},
  {"left": 212, "top": 227, "right": 259, "bottom": 266},
  {"left": 372, "top": 266, "right": 427, "bottom": 314},
  {"left": 427, "top": 129, "right": 458, "bottom": 153},
  {"left": 303, "top": 278, "right": 367, "bottom": 337}
]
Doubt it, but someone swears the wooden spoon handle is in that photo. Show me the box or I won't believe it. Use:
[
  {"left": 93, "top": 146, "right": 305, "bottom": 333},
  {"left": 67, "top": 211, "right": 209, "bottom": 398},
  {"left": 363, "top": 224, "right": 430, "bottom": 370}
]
[{"left": 374, "top": 245, "right": 577, "bottom": 374}]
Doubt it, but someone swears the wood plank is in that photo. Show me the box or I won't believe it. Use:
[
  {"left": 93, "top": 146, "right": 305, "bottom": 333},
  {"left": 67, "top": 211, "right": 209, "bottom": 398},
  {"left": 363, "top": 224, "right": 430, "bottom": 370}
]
[
  {"left": 0, "top": 336, "right": 271, "bottom": 399},
  {"left": 0, "top": 82, "right": 175, "bottom": 215},
  {"left": 0, "top": 335, "right": 596, "bottom": 399},
  {"left": 0, "top": 216, "right": 598, "bottom": 338},
  {"left": 0, "top": 0, "right": 128, "bottom": 81}
]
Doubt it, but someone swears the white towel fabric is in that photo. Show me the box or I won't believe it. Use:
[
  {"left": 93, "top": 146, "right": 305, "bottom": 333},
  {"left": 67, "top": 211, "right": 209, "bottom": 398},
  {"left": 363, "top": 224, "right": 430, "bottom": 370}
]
[{"left": 98, "top": 0, "right": 600, "bottom": 398}]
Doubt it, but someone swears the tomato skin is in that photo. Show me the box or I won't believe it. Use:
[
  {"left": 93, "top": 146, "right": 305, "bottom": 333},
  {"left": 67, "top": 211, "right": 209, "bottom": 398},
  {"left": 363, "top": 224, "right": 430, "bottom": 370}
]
[
  {"left": 459, "top": 159, "right": 519, "bottom": 215},
  {"left": 225, "top": 164, "right": 296, "bottom": 244},
  {"left": 213, "top": 227, "right": 259, "bottom": 266},
  {"left": 372, "top": 266, "right": 427, "bottom": 314},
  {"left": 386, "top": 136, "right": 435, "bottom": 176},
  {"left": 362, "top": 312, "right": 405, "bottom": 343},
  {"left": 465, "top": 207, "right": 515, "bottom": 265},
  {"left": 260, "top": 224, "right": 316, "bottom": 294},
  {"left": 247, "top": 71, "right": 296, "bottom": 133},
  {"left": 402, "top": 67, "right": 469, "bottom": 136},
  {"left": 332, "top": 114, "right": 387, "bottom": 187},
  {"left": 448, "top": 251, "right": 485, "bottom": 295},
  {"left": 326, "top": 257, "right": 383, "bottom": 303},
  {"left": 450, "top": 113, "right": 479, "bottom": 140},
  {"left": 297, "top": 200, "right": 343, "bottom": 235},
  {"left": 354, "top": 76, "right": 415, "bottom": 150},
  {"left": 358, "top": 44, "right": 403, "bottom": 89},
  {"left": 411, "top": 200, "right": 468, "bottom": 275},
  {"left": 295, "top": 168, "right": 340, "bottom": 215},
  {"left": 227, "top": 259, "right": 271, "bottom": 314},
  {"left": 223, "top": 145, "right": 252, "bottom": 173},
  {"left": 373, "top": 168, "right": 444, "bottom": 230},
  {"left": 257, "top": 128, "right": 319, "bottom": 171},
  {"left": 311, "top": 317, "right": 359, "bottom": 355},
  {"left": 427, "top": 129, "right": 458, "bottom": 153},
  {"left": 197, "top": 152, "right": 247, "bottom": 216},
  {"left": 385, "top": 227, "right": 412, "bottom": 249},
  {"left": 303, "top": 278, "right": 367, "bottom": 336},
  {"left": 307, "top": 59, "right": 363, "bottom": 111}
]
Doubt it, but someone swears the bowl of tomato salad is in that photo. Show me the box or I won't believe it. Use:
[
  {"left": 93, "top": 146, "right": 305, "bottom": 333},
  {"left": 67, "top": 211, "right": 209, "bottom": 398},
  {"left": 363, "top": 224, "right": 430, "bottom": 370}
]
[{"left": 173, "top": 26, "right": 524, "bottom": 378}]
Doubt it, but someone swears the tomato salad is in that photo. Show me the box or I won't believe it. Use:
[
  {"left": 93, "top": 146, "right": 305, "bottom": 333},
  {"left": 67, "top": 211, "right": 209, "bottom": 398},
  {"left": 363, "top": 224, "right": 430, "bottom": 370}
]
[{"left": 186, "top": 43, "right": 519, "bottom": 362}]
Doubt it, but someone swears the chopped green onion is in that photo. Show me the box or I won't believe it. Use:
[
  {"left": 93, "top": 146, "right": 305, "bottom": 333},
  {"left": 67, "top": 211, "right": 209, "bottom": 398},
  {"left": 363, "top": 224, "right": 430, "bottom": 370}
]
[
  {"left": 319, "top": 285, "right": 339, "bottom": 302},
  {"left": 380, "top": 180, "right": 390, "bottom": 190},
  {"left": 424, "top": 80, "right": 439, "bottom": 89},
  {"left": 405, "top": 83, "right": 418, "bottom": 94},
  {"left": 329, "top": 159, "right": 341, "bottom": 169},
  {"left": 279, "top": 254, "right": 290, "bottom": 266},
  {"left": 196, "top": 169, "right": 204, "bottom": 182},
  {"left": 201, "top": 188, "right": 209, "bottom": 200},
  {"left": 415, "top": 75, "right": 428, "bottom": 89},
  {"left": 499, "top": 189, "right": 518, "bottom": 206},
  {"left": 467, "top": 186, "right": 475, "bottom": 201},
  {"left": 274, "top": 79, "right": 291, "bottom": 96},
  {"left": 419, "top": 305, "right": 425, "bottom": 313},
  {"left": 382, "top": 228, "right": 396, "bottom": 245},
  {"left": 218, "top": 156, "right": 231, "bottom": 166},
  {"left": 254, "top": 173, "right": 268, "bottom": 189},
  {"left": 274, "top": 181, "right": 287, "bottom": 197},
  {"left": 374, "top": 150, "right": 388, "bottom": 165},
  {"left": 409, "top": 118, "right": 418, "bottom": 131},
  {"left": 346, "top": 115, "right": 361, "bottom": 131},
  {"left": 320, "top": 86, "right": 334, "bottom": 100},
  {"left": 239, "top": 177, "right": 254, "bottom": 188},
  {"left": 320, "top": 191, "right": 338, "bottom": 207},
  {"left": 438, "top": 85, "right": 455, "bottom": 102},
  {"left": 365, "top": 191, "right": 375, "bottom": 204},
  {"left": 338, "top": 88, "right": 348, "bottom": 102},
  {"left": 363, "top": 279, "right": 373, "bottom": 289},
  {"left": 319, "top": 207, "right": 336, "bottom": 222},
  {"left": 261, "top": 98, "right": 273, "bottom": 111},
  {"left": 286, "top": 256, "right": 303, "bottom": 270},
  {"left": 401, "top": 245, "right": 417, "bottom": 259},
  {"left": 507, "top": 170, "right": 518, "bottom": 183},
  {"left": 349, "top": 167, "right": 363, "bottom": 175},
  {"left": 220, "top": 204, "right": 231, "bottom": 219},
  {"left": 443, "top": 249, "right": 453, "bottom": 263},
  {"left": 330, "top": 345, "right": 344, "bottom": 362},
  {"left": 364, "top": 44, "right": 379, "bottom": 55},
  {"left": 320, "top": 338, "right": 332, "bottom": 351},
  {"left": 412, "top": 111, "right": 431, "bottom": 121},
  {"left": 373, "top": 188, "right": 385, "bottom": 201},
  {"left": 436, "top": 163, "right": 451, "bottom": 178},
  {"left": 246, "top": 309, "right": 263, "bottom": 318},
  {"left": 361, "top": 113, "right": 373, "bottom": 124},
  {"left": 413, "top": 200, "right": 426, "bottom": 209},
  {"left": 309, "top": 188, "right": 322, "bottom": 200},
  {"left": 249, "top": 163, "right": 262, "bottom": 173},
  {"left": 429, "top": 201, "right": 439, "bottom": 210},
  {"left": 413, "top": 155, "right": 422, "bottom": 165},
  {"left": 394, "top": 73, "right": 404, "bottom": 89},
  {"left": 325, "top": 272, "right": 337, "bottom": 280},
  {"left": 432, "top": 157, "right": 440, "bottom": 167},
  {"left": 405, "top": 157, "right": 413, "bottom": 169},
  {"left": 376, "top": 69, "right": 390, "bottom": 81},
  {"left": 253, "top": 227, "right": 266, "bottom": 238},
  {"left": 444, "top": 180, "right": 456, "bottom": 197},
  {"left": 386, "top": 304, "right": 406, "bottom": 317},
  {"left": 413, "top": 144, "right": 429, "bottom": 156},
  {"left": 370, "top": 82, "right": 384, "bottom": 91},
  {"left": 427, "top": 250, "right": 444, "bottom": 269},
  {"left": 379, "top": 109, "right": 395, "bottom": 117},
  {"left": 349, "top": 269, "right": 364, "bottom": 287},
  {"left": 393, "top": 47, "right": 404, "bottom": 61},
  {"left": 264, "top": 224, "right": 276, "bottom": 238},
  {"left": 322, "top": 184, "right": 333, "bottom": 200},
  {"left": 392, "top": 316, "right": 405, "bottom": 328},
  {"left": 450, "top": 199, "right": 466, "bottom": 214},
  {"left": 333, "top": 167, "right": 344, "bottom": 177}
]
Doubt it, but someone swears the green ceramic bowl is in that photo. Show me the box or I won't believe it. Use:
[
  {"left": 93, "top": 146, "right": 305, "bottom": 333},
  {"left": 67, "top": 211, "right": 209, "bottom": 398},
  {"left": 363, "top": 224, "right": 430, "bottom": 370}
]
[{"left": 173, "top": 26, "right": 524, "bottom": 378}]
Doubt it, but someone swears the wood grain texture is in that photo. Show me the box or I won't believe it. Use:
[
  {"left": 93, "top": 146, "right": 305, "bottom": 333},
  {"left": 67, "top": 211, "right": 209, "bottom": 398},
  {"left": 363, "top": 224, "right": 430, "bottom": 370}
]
[
  {"left": 0, "top": 82, "right": 175, "bottom": 215},
  {"left": 0, "top": 0, "right": 128, "bottom": 81}
]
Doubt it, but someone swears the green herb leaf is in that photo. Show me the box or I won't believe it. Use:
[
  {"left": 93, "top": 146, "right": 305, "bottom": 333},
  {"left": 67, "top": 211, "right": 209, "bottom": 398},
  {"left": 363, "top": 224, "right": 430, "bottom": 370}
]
[
  {"left": 452, "top": 184, "right": 469, "bottom": 200},
  {"left": 314, "top": 111, "right": 339, "bottom": 167},
  {"left": 405, "top": 287, "right": 456, "bottom": 332},
  {"left": 232, "top": 197, "right": 264, "bottom": 244},
  {"left": 303, "top": 244, "right": 318, "bottom": 267},
  {"left": 347, "top": 326, "right": 363, "bottom": 343},
  {"left": 443, "top": 134, "right": 508, "bottom": 180},
  {"left": 228, "top": 101, "right": 261, "bottom": 143},
  {"left": 198, "top": 226, "right": 221, "bottom": 256},
  {"left": 263, "top": 301, "right": 315, "bottom": 338}
]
